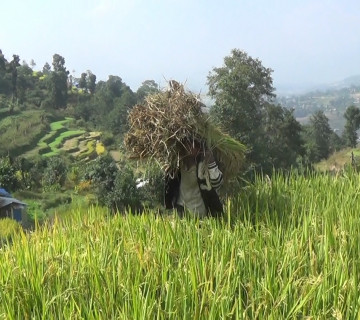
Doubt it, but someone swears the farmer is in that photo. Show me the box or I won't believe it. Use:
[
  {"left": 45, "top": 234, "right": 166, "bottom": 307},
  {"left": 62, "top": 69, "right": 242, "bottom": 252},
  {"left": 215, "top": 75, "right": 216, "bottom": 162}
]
[{"left": 164, "top": 138, "right": 224, "bottom": 218}]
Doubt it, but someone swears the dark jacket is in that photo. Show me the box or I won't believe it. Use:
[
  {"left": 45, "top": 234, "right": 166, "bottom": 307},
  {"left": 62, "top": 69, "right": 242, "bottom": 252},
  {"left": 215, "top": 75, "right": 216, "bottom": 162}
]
[{"left": 164, "top": 156, "right": 223, "bottom": 217}]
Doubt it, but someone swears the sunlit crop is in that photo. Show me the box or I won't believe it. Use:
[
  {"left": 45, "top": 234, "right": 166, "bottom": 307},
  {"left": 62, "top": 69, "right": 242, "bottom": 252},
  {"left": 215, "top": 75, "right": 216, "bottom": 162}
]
[{"left": 1, "top": 170, "right": 360, "bottom": 318}]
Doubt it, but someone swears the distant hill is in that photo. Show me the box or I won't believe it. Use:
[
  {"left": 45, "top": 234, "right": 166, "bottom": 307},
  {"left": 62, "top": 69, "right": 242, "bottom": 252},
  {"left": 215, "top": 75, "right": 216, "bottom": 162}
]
[
  {"left": 276, "top": 76, "right": 360, "bottom": 132},
  {"left": 331, "top": 75, "right": 360, "bottom": 88},
  {"left": 276, "top": 75, "right": 360, "bottom": 96}
]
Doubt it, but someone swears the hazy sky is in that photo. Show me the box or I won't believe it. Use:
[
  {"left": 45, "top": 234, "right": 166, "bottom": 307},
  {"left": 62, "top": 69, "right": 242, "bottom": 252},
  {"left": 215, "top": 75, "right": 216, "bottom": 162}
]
[{"left": 1, "top": 0, "right": 359, "bottom": 93}]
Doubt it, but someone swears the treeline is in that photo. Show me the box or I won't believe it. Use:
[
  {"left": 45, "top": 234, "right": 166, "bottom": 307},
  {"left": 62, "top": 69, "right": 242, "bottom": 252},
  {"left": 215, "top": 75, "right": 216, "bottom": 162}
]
[
  {"left": 0, "top": 49, "right": 159, "bottom": 139},
  {"left": 1, "top": 48, "right": 360, "bottom": 212}
]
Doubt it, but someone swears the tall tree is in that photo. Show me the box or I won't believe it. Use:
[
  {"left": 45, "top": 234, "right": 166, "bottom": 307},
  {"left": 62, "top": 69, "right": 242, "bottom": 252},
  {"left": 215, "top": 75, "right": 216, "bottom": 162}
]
[
  {"left": 49, "top": 54, "right": 69, "bottom": 108},
  {"left": 17, "top": 63, "right": 35, "bottom": 104},
  {"left": 342, "top": 105, "right": 360, "bottom": 148},
  {"left": 0, "top": 157, "right": 18, "bottom": 192},
  {"left": 0, "top": 50, "right": 9, "bottom": 95},
  {"left": 9, "top": 55, "right": 20, "bottom": 99},
  {"left": 107, "top": 75, "right": 123, "bottom": 97},
  {"left": 42, "top": 62, "right": 51, "bottom": 75},
  {"left": 304, "top": 110, "right": 333, "bottom": 163},
  {"left": 261, "top": 103, "right": 304, "bottom": 170},
  {"left": 78, "top": 72, "right": 87, "bottom": 91},
  {"left": 136, "top": 80, "right": 159, "bottom": 102},
  {"left": 0, "top": 50, "right": 6, "bottom": 71},
  {"left": 207, "top": 49, "right": 275, "bottom": 168},
  {"left": 87, "top": 71, "right": 96, "bottom": 94}
]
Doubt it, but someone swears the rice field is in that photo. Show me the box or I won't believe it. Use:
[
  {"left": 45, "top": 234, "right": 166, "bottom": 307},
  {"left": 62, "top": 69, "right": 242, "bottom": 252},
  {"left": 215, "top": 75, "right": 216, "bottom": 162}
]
[{"left": 1, "top": 170, "right": 360, "bottom": 319}]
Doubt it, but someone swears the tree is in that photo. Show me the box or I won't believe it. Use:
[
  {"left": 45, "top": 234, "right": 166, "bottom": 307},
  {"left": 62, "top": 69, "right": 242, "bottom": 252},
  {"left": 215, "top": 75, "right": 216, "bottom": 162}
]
[
  {"left": 342, "top": 105, "right": 360, "bottom": 148},
  {"left": 304, "top": 110, "right": 333, "bottom": 163},
  {"left": 78, "top": 72, "right": 87, "bottom": 91},
  {"left": 106, "top": 164, "right": 141, "bottom": 212},
  {"left": 207, "top": 49, "right": 275, "bottom": 169},
  {"left": 52, "top": 54, "right": 66, "bottom": 73},
  {"left": 17, "top": 63, "right": 35, "bottom": 104},
  {"left": 87, "top": 71, "right": 96, "bottom": 94},
  {"left": 0, "top": 50, "right": 10, "bottom": 95},
  {"left": 107, "top": 75, "right": 123, "bottom": 97},
  {"left": 261, "top": 104, "right": 304, "bottom": 171},
  {"left": 84, "top": 155, "right": 118, "bottom": 192},
  {"left": 136, "top": 80, "right": 159, "bottom": 102},
  {"left": 42, "top": 62, "right": 51, "bottom": 75},
  {"left": 0, "top": 157, "right": 18, "bottom": 192},
  {"left": 0, "top": 50, "right": 6, "bottom": 71},
  {"left": 9, "top": 55, "right": 20, "bottom": 104},
  {"left": 83, "top": 155, "right": 140, "bottom": 212},
  {"left": 42, "top": 157, "right": 67, "bottom": 191},
  {"left": 29, "top": 59, "right": 36, "bottom": 68},
  {"left": 48, "top": 54, "right": 69, "bottom": 108}
]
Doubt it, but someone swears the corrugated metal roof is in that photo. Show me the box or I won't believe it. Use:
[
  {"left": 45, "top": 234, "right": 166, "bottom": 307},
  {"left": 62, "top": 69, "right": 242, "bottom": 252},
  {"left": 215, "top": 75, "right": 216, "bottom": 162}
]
[{"left": 0, "top": 197, "right": 26, "bottom": 209}]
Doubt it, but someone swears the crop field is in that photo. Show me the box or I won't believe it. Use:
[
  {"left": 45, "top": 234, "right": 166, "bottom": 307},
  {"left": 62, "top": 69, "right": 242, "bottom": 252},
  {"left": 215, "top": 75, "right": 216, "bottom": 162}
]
[
  {"left": 22, "top": 118, "right": 104, "bottom": 159},
  {"left": 1, "top": 170, "right": 360, "bottom": 318}
]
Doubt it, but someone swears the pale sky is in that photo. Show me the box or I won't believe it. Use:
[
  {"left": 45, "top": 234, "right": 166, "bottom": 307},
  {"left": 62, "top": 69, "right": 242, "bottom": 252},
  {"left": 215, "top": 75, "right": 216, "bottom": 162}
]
[{"left": 1, "top": 0, "right": 359, "bottom": 94}]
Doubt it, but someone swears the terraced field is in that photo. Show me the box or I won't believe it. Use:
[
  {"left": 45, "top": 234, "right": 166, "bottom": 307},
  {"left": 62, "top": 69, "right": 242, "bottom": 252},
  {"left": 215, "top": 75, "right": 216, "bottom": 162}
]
[{"left": 23, "top": 118, "right": 105, "bottom": 160}]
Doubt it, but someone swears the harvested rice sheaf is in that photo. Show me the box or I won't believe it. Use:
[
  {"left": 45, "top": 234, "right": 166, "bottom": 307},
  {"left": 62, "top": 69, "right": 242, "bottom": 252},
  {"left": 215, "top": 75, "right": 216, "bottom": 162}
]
[{"left": 124, "top": 81, "right": 247, "bottom": 180}]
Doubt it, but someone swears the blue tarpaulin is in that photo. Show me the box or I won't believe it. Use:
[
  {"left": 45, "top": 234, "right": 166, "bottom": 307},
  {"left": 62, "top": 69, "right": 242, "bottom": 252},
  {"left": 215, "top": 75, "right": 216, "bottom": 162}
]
[{"left": 0, "top": 188, "right": 11, "bottom": 197}]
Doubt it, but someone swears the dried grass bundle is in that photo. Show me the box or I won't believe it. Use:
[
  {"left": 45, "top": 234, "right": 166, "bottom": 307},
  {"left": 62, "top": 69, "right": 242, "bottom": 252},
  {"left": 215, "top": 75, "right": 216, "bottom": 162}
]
[{"left": 124, "top": 81, "right": 247, "bottom": 180}]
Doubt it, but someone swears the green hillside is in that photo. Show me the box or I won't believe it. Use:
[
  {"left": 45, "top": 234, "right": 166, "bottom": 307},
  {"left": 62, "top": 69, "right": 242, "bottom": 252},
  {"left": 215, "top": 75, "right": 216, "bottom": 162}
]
[
  {"left": 0, "top": 114, "right": 106, "bottom": 161},
  {"left": 0, "top": 109, "right": 48, "bottom": 157},
  {"left": 277, "top": 85, "right": 360, "bottom": 131}
]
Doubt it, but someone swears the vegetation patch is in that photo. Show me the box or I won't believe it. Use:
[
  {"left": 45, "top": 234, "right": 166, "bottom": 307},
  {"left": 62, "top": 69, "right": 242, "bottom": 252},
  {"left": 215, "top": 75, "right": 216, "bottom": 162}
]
[
  {"left": 315, "top": 147, "right": 360, "bottom": 172},
  {"left": 0, "top": 110, "right": 48, "bottom": 157},
  {"left": 78, "top": 140, "right": 97, "bottom": 160},
  {"left": 23, "top": 118, "right": 73, "bottom": 158},
  {"left": 21, "top": 117, "right": 86, "bottom": 158},
  {"left": 96, "top": 141, "right": 105, "bottom": 155},
  {"left": 42, "top": 130, "right": 85, "bottom": 157}
]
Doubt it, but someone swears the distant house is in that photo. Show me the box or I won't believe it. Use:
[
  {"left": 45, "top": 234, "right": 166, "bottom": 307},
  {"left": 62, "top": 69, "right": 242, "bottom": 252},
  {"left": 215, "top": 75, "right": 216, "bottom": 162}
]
[{"left": 0, "top": 188, "right": 27, "bottom": 224}]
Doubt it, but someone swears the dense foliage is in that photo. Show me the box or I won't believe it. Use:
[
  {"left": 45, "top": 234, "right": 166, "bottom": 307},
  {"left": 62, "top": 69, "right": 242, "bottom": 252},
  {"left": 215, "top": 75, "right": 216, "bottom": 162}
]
[
  {"left": 0, "top": 156, "right": 18, "bottom": 192},
  {"left": 342, "top": 105, "right": 360, "bottom": 147},
  {"left": 83, "top": 155, "right": 141, "bottom": 212}
]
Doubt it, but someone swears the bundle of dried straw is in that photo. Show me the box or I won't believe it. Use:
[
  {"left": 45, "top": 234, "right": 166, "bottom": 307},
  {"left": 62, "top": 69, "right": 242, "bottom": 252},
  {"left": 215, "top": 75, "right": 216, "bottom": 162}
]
[{"left": 124, "top": 81, "right": 247, "bottom": 180}]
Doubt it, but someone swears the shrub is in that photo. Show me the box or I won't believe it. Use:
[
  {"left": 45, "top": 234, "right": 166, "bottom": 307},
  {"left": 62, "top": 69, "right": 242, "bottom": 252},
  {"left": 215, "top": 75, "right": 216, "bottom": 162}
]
[
  {"left": 42, "top": 157, "right": 67, "bottom": 191},
  {"left": 105, "top": 164, "right": 141, "bottom": 213},
  {"left": 76, "top": 180, "right": 92, "bottom": 193},
  {"left": 100, "top": 132, "right": 115, "bottom": 147},
  {"left": 138, "top": 161, "right": 165, "bottom": 209},
  {"left": 84, "top": 156, "right": 141, "bottom": 213},
  {"left": 41, "top": 194, "right": 72, "bottom": 210},
  {"left": 96, "top": 142, "right": 105, "bottom": 155}
]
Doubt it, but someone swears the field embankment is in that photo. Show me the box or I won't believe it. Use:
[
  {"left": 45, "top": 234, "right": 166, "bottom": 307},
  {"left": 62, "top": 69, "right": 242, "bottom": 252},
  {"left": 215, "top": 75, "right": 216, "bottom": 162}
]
[
  {"left": 1, "top": 170, "right": 360, "bottom": 318},
  {"left": 21, "top": 117, "right": 105, "bottom": 159}
]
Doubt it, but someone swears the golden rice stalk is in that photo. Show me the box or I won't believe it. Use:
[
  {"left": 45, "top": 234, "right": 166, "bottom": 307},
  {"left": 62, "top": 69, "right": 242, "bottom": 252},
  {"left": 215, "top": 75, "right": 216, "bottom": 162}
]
[{"left": 197, "top": 120, "right": 247, "bottom": 180}]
